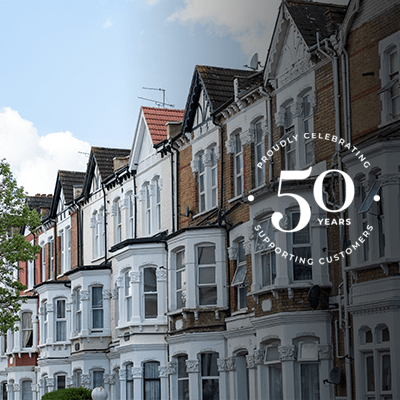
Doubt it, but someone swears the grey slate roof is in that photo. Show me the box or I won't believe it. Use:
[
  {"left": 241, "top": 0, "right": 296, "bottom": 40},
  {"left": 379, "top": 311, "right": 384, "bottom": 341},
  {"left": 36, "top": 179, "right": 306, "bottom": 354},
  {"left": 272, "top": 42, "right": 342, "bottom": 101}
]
[
  {"left": 58, "top": 170, "right": 86, "bottom": 204},
  {"left": 92, "top": 147, "right": 131, "bottom": 180},
  {"left": 285, "top": 1, "right": 347, "bottom": 46},
  {"left": 196, "top": 65, "right": 256, "bottom": 112},
  {"left": 26, "top": 195, "right": 53, "bottom": 214}
]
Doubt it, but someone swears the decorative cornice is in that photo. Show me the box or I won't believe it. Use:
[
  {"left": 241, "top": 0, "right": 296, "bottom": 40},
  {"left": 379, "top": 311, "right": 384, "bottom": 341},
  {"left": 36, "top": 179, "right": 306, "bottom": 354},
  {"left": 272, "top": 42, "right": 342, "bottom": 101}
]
[
  {"left": 278, "top": 345, "right": 297, "bottom": 361},
  {"left": 240, "top": 129, "right": 255, "bottom": 146},
  {"left": 191, "top": 159, "right": 199, "bottom": 174},
  {"left": 275, "top": 111, "right": 285, "bottom": 127},
  {"left": 246, "top": 355, "right": 256, "bottom": 369},
  {"left": 156, "top": 267, "right": 167, "bottom": 280},
  {"left": 132, "top": 367, "right": 143, "bottom": 378},
  {"left": 168, "top": 362, "right": 177, "bottom": 375},
  {"left": 130, "top": 271, "right": 141, "bottom": 283},
  {"left": 243, "top": 241, "right": 252, "bottom": 256},
  {"left": 318, "top": 345, "right": 333, "bottom": 360},
  {"left": 186, "top": 359, "right": 200, "bottom": 373},
  {"left": 254, "top": 349, "right": 265, "bottom": 365},
  {"left": 158, "top": 366, "right": 168, "bottom": 378}
]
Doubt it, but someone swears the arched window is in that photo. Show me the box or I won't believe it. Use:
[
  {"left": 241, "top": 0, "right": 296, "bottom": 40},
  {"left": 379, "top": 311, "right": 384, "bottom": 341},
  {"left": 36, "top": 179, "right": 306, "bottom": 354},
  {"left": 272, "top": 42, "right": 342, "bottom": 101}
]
[
  {"left": 143, "top": 361, "right": 160, "bottom": 400},
  {"left": 125, "top": 271, "right": 132, "bottom": 322},
  {"left": 200, "top": 353, "right": 219, "bottom": 400},
  {"left": 235, "top": 350, "right": 249, "bottom": 400},
  {"left": 91, "top": 286, "right": 104, "bottom": 331},
  {"left": 143, "top": 268, "right": 157, "bottom": 319},
  {"left": 74, "top": 288, "right": 82, "bottom": 334},
  {"left": 176, "top": 355, "right": 189, "bottom": 400},
  {"left": 126, "top": 363, "right": 133, "bottom": 400},
  {"left": 231, "top": 240, "right": 247, "bottom": 310},
  {"left": 197, "top": 245, "right": 217, "bottom": 306},
  {"left": 21, "top": 380, "right": 32, "bottom": 400}
]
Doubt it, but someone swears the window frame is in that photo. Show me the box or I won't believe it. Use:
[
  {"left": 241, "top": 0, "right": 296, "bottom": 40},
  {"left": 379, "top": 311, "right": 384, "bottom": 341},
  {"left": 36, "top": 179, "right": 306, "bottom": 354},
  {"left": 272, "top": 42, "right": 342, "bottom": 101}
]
[
  {"left": 264, "top": 341, "right": 283, "bottom": 400},
  {"left": 233, "top": 131, "right": 244, "bottom": 197},
  {"left": 21, "top": 311, "right": 33, "bottom": 349},
  {"left": 176, "top": 355, "right": 189, "bottom": 400},
  {"left": 254, "top": 119, "right": 265, "bottom": 188},
  {"left": 91, "top": 286, "right": 104, "bottom": 332},
  {"left": 55, "top": 298, "right": 67, "bottom": 342},
  {"left": 92, "top": 369, "right": 104, "bottom": 389},
  {"left": 143, "top": 361, "right": 161, "bottom": 400},
  {"left": 231, "top": 240, "right": 247, "bottom": 311},
  {"left": 200, "top": 352, "right": 220, "bottom": 400},
  {"left": 143, "top": 267, "right": 158, "bottom": 319},
  {"left": 176, "top": 249, "right": 186, "bottom": 310},
  {"left": 197, "top": 245, "right": 217, "bottom": 307},
  {"left": 75, "top": 288, "right": 82, "bottom": 334},
  {"left": 55, "top": 374, "right": 67, "bottom": 391},
  {"left": 125, "top": 271, "right": 132, "bottom": 323}
]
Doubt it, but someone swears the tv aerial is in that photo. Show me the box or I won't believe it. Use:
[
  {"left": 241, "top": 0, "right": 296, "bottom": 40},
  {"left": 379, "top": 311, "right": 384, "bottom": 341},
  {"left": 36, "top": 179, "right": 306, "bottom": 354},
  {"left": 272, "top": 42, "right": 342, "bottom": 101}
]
[
  {"left": 308, "top": 285, "right": 338, "bottom": 310},
  {"left": 138, "top": 87, "right": 174, "bottom": 108},
  {"left": 244, "top": 53, "right": 263, "bottom": 70}
]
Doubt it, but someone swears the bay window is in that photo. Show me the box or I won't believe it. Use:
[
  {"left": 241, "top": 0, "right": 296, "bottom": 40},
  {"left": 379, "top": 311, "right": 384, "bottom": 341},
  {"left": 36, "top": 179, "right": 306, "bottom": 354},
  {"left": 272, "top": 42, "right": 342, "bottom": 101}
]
[
  {"left": 92, "top": 286, "right": 104, "bottom": 331},
  {"left": 144, "top": 362, "right": 161, "bottom": 400},
  {"left": 197, "top": 246, "right": 217, "bottom": 306},
  {"left": 201, "top": 353, "right": 219, "bottom": 400},
  {"left": 198, "top": 152, "right": 206, "bottom": 212},
  {"left": 21, "top": 312, "right": 33, "bottom": 349},
  {"left": 144, "top": 268, "right": 157, "bottom": 319},
  {"left": 42, "top": 301, "right": 48, "bottom": 343},
  {"left": 56, "top": 299, "right": 67, "bottom": 342}
]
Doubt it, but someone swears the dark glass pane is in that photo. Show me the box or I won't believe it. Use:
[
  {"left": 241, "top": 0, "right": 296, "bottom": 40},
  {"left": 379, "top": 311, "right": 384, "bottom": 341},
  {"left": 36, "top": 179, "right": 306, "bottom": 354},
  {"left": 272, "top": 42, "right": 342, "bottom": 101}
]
[
  {"left": 238, "top": 241, "right": 246, "bottom": 263},
  {"left": 382, "top": 355, "right": 391, "bottom": 391},
  {"left": 202, "top": 379, "right": 219, "bottom": 400},
  {"left": 178, "top": 356, "right": 188, "bottom": 378},
  {"left": 57, "top": 376, "right": 66, "bottom": 390},
  {"left": 177, "top": 251, "right": 185, "bottom": 269},
  {"left": 145, "top": 294, "right": 158, "bottom": 318},
  {"left": 266, "top": 347, "right": 279, "bottom": 362},
  {"left": 366, "top": 330, "right": 373, "bottom": 343},
  {"left": 269, "top": 365, "right": 283, "bottom": 400},
  {"left": 93, "top": 371, "right": 104, "bottom": 388},
  {"left": 144, "top": 380, "right": 160, "bottom": 400},
  {"left": 198, "top": 247, "right": 215, "bottom": 265},
  {"left": 301, "top": 364, "right": 319, "bottom": 400},
  {"left": 57, "top": 300, "right": 65, "bottom": 319},
  {"left": 292, "top": 213, "right": 310, "bottom": 244},
  {"left": 144, "top": 268, "right": 157, "bottom": 292},
  {"left": 92, "top": 287, "right": 103, "bottom": 308},
  {"left": 366, "top": 355, "right": 375, "bottom": 392},
  {"left": 293, "top": 247, "right": 312, "bottom": 281},
  {"left": 199, "top": 287, "right": 217, "bottom": 305},
  {"left": 178, "top": 380, "right": 189, "bottom": 400},
  {"left": 145, "top": 362, "right": 160, "bottom": 379},
  {"left": 382, "top": 327, "right": 390, "bottom": 342},
  {"left": 199, "top": 267, "right": 215, "bottom": 284},
  {"left": 201, "top": 353, "right": 219, "bottom": 377},
  {"left": 93, "top": 309, "right": 104, "bottom": 329}
]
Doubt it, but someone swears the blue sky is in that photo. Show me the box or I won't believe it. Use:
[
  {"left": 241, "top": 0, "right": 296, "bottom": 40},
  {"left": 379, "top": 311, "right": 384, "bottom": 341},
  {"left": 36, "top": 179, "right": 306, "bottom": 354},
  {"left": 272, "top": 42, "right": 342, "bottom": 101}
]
[{"left": 0, "top": 0, "right": 347, "bottom": 194}]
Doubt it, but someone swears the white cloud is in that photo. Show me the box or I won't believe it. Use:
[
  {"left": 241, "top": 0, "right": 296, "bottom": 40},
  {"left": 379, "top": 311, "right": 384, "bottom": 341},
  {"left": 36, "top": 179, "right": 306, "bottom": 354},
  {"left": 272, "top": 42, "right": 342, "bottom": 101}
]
[
  {"left": 0, "top": 107, "right": 90, "bottom": 195},
  {"left": 103, "top": 17, "right": 113, "bottom": 29},
  {"left": 169, "top": 0, "right": 349, "bottom": 59},
  {"left": 168, "top": 0, "right": 278, "bottom": 59},
  {"left": 147, "top": 0, "right": 160, "bottom": 5}
]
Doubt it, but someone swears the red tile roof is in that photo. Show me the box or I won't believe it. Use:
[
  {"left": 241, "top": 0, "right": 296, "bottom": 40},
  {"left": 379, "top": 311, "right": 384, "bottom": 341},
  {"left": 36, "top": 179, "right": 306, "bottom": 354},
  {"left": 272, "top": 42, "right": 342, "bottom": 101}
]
[{"left": 142, "top": 107, "right": 184, "bottom": 144}]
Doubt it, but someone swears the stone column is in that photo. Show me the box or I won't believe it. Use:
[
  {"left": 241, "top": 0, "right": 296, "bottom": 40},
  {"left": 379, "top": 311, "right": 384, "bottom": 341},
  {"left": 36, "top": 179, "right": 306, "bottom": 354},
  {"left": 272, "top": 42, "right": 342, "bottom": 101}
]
[
  {"left": 116, "top": 276, "right": 124, "bottom": 327},
  {"left": 12, "top": 383, "right": 20, "bottom": 400},
  {"left": 246, "top": 355, "right": 257, "bottom": 400},
  {"left": 167, "top": 362, "right": 177, "bottom": 400},
  {"left": 103, "top": 289, "right": 111, "bottom": 335},
  {"left": 217, "top": 357, "right": 234, "bottom": 400},
  {"left": 104, "top": 373, "right": 115, "bottom": 397},
  {"left": 319, "top": 345, "right": 334, "bottom": 400},
  {"left": 158, "top": 366, "right": 168, "bottom": 400},
  {"left": 186, "top": 359, "right": 200, "bottom": 400},
  {"left": 156, "top": 267, "right": 167, "bottom": 318},
  {"left": 47, "top": 378, "right": 55, "bottom": 393},
  {"left": 119, "top": 367, "right": 127, "bottom": 400},
  {"left": 278, "top": 345, "right": 296, "bottom": 400},
  {"left": 80, "top": 290, "right": 90, "bottom": 336},
  {"left": 132, "top": 366, "right": 143, "bottom": 400},
  {"left": 254, "top": 349, "right": 265, "bottom": 400},
  {"left": 131, "top": 272, "right": 141, "bottom": 324}
]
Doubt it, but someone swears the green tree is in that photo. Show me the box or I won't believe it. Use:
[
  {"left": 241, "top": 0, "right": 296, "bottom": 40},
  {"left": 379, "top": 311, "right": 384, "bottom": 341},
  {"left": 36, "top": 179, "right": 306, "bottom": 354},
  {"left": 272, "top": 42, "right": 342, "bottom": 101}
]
[{"left": 0, "top": 159, "right": 41, "bottom": 334}]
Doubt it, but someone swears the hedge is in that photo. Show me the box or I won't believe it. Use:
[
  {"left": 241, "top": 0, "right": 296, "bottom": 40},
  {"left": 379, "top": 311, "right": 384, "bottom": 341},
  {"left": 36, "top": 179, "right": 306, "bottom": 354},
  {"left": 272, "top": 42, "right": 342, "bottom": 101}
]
[{"left": 41, "top": 387, "right": 92, "bottom": 400}]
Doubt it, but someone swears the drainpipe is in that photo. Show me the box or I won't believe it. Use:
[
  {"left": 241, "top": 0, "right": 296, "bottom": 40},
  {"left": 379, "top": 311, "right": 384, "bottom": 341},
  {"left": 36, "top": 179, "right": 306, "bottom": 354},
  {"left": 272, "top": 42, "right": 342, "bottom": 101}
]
[
  {"left": 259, "top": 87, "right": 273, "bottom": 182},
  {"left": 319, "top": 31, "right": 353, "bottom": 400},
  {"left": 101, "top": 182, "right": 108, "bottom": 263},
  {"left": 170, "top": 143, "right": 176, "bottom": 233},
  {"left": 212, "top": 116, "right": 225, "bottom": 226},
  {"left": 133, "top": 167, "right": 138, "bottom": 239},
  {"left": 53, "top": 221, "right": 57, "bottom": 280}
]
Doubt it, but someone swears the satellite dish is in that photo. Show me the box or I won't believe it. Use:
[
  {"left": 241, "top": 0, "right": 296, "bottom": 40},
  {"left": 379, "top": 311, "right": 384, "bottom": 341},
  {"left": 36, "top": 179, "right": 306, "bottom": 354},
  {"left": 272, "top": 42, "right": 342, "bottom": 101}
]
[
  {"left": 330, "top": 366, "right": 341, "bottom": 385},
  {"left": 250, "top": 53, "right": 259, "bottom": 70},
  {"left": 308, "top": 285, "right": 321, "bottom": 309},
  {"left": 323, "top": 366, "right": 341, "bottom": 385}
]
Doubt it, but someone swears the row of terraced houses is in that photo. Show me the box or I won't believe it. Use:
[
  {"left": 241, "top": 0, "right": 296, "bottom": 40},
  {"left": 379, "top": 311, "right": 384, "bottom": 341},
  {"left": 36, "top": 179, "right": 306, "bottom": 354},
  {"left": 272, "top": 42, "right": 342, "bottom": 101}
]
[{"left": 2, "top": 0, "right": 400, "bottom": 399}]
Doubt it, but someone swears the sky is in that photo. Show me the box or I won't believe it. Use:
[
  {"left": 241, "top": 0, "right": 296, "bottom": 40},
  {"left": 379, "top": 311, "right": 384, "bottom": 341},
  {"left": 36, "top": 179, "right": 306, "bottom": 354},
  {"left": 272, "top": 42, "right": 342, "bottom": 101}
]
[{"left": 0, "top": 0, "right": 348, "bottom": 195}]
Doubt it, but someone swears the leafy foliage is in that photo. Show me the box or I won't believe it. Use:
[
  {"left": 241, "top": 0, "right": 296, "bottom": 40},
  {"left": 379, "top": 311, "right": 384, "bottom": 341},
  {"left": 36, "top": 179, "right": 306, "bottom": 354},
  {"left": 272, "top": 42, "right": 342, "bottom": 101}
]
[
  {"left": 41, "top": 387, "right": 92, "bottom": 400},
  {"left": 0, "top": 159, "right": 41, "bottom": 334}
]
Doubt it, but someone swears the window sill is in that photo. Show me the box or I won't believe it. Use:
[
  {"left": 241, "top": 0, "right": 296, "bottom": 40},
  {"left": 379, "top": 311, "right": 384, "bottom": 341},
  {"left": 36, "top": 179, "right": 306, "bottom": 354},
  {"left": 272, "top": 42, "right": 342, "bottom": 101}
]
[
  {"left": 228, "top": 194, "right": 244, "bottom": 204},
  {"left": 231, "top": 309, "right": 248, "bottom": 317},
  {"left": 91, "top": 255, "right": 105, "bottom": 263},
  {"left": 344, "top": 257, "right": 399, "bottom": 272},
  {"left": 192, "top": 206, "right": 218, "bottom": 219},
  {"left": 250, "top": 281, "right": 332, "bottom": 298}
]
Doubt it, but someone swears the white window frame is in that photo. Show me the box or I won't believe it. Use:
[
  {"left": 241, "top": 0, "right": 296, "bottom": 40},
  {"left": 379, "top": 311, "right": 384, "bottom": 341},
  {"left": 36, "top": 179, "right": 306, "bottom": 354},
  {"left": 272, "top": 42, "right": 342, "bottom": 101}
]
[
  {"left": 91, "top": 286, "right": 104, "bottom": 332},
  {"left": 198, "top": 152, "right": 206, "bottom": 212},
  {"left": 379, "top": 31, "right": 400, "bottom": 125},
  {"left": 125, "top": 271, "right": 132, "bottom": 323},
  {"left": 55, "top": 374, "right": 67, "bottom": 391},
  {"left": 115, "top": 199, "right": 122, "bottom": 244},
  {"left": 175, "top": 249, "right": 186, "bottom": 310},
  {"left": 27, "top": 256, "right": 34, "bottom": 291},
  {"left": 143, "top": 267, "right": 158, "bottom": 319},
  {"left": 49, "top": 238, "right": 54, "bottom": 280},
  {"left": 254, "top": 119, "right": 265, "bottom": 188},
  {"left": 284, "top": 102, "right": 295, "bottom": 170},
  {"left": 75, "top": 288, "right": 82, "bottom": 334},
  {"left": 127, "top": 192, "right": 134, "bottom": 238},
  {"left": 290, "top": 211, "right": 312, "bottom": 281},
  {"left": 55, "top": 298, "right": 67, "bottom": 342},
  {"left": 21, "top": 312, "right": 33, "bottom": 349},
  {"left": 255, "top": 218, "right": 276, "bottom": 288},
  {"left": 200, "top": 352, "right": 220, "bottom": 400},
  {"left": 197, "top": 245, "right": 217, "bottom": 306},
  {"left": 264, "top": 341, "right": 283, "bottom": 400},
  {"left": 231, "top": 240, "right": 247, "bottom": 311},
  {"left": 66, "top": 226, "right": 71, "bottom": 271},
  {"left": 234, "top": 131, "right": 244, "bottom": 197},
  {"left": 301, "top": 93, "right": 314, "bottom": 166},
  {"left": 176, "top": 355, "right": 189, "bottom": 400},
  {"left": 60, "top": 229, "right": 65, "bottom": 274},
  {"left": 41, "top": 243, "right": 46, "bottom": 282},
  {"left": 73, "top": 369, "right": 82, "bottom": 388},
  {"left": 42, "top": 301, "right": 48, "bottom": 344}
]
